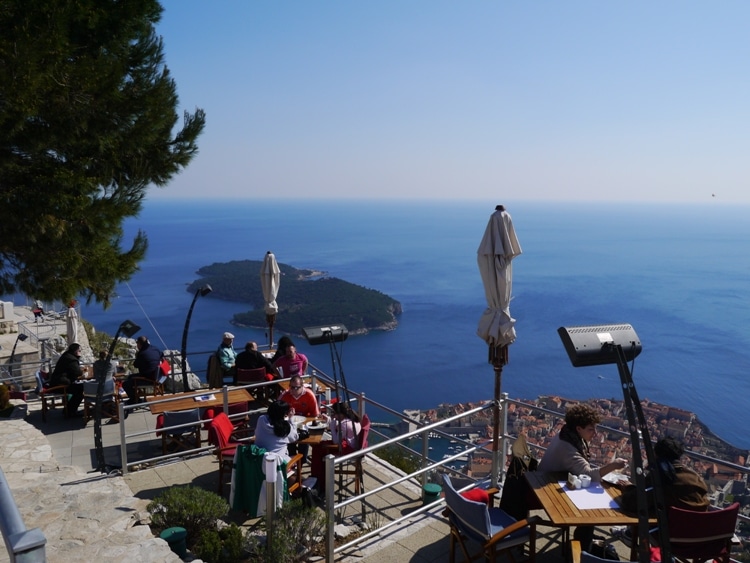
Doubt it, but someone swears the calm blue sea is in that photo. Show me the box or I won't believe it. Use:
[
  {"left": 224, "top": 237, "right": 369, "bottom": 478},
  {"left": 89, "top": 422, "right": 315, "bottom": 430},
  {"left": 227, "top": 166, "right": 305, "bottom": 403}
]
[{"left": 69, "top": 199, "right": 750, "bottom": 449}]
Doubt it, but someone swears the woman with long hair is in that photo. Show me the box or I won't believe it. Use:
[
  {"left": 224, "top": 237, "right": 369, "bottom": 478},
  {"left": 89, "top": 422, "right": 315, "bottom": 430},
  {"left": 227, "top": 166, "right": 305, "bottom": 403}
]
[{"left": 253, "top": 400, "right": 299, "bottom": 462}]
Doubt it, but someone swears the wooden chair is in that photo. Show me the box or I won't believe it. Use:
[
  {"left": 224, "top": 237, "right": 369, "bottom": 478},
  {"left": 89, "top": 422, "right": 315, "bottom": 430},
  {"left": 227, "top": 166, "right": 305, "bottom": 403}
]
[
  {"left": 237, "top": 367, "right": 272, "bottom": 402},
  {"left": 339, "top": 413, "right": 371, "bottom": 496},
  {"left": 36, "top": 371, "right": 68, "bottom": 423},
  {"left": 229, "top": 443, "right": 303, "bottom": 516},
  {"left": 158, "top": 409, "right": 202, "bottom": 454},
  {"left": 132, "top": 376, "right": 164, "bottom": 402},
  {"left": 208, "top": 412, "right": 253, "bottom": 495},
  {"left": 443, "top": 474, "right": 539, "bottom": 563},
  {"left": 667, "top": 502, "right": 739, "bottom": 563},
  {"left": 82, "top": 378, "right": 120, "bottom": 424}
]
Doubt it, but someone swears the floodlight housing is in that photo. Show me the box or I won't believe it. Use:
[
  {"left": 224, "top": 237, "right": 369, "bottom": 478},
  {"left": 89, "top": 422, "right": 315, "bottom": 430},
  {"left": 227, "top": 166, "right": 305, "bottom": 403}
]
[{"left": 557, "top": 323, "right": 641, "bottom": 367}]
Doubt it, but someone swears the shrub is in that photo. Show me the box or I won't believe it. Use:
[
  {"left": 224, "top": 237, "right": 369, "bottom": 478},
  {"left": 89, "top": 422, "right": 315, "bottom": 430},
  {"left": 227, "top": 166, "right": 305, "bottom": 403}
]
[
  {"left": 194, "top": 524, "right": 246, "bottom": 563},
  {"left": 261, "top": 500, "right": 327, "bottom": 562},
  {"left": 147, "top": 486, "right": 229, "bottom": 546}
]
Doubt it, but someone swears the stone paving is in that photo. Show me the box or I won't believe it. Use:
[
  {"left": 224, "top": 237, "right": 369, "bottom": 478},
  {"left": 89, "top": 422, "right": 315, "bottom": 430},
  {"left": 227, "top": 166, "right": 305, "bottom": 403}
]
[{"left": 0, "top": 404, "right": 180, "bottom": 563}]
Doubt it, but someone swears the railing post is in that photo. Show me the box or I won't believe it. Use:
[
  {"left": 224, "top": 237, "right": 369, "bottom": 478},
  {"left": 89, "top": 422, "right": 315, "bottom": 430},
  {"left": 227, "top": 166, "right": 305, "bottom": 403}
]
[
  {"left": 264, "top": 453, "right": 277, "bottom": 545},
  {"left": 119, "top": 401, "right": 128, "bottom": 475},
  {"left": 0, "top": 466, "right": 47, "bottom": 562},
  {"left": 421, "top": 428, "right": 430, "bottom": 487},
  {"left": 500, "top": 392, "right": 509, "bottom": 485},
  {"left": 324, "top": 454, "right": 336, "bottom": 562}
]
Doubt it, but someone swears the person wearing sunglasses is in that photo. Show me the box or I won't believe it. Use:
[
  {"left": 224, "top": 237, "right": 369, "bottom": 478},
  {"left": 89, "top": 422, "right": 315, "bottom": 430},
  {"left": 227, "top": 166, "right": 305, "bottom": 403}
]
[{"left": 280, "top": 375, "right": 320, "bottom": 461}]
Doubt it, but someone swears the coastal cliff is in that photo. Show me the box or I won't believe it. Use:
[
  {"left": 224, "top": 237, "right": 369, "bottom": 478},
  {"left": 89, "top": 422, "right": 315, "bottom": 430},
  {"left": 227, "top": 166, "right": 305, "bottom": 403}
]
[{"left": 187, "top": 259, "right": 402, "bottom": 335}]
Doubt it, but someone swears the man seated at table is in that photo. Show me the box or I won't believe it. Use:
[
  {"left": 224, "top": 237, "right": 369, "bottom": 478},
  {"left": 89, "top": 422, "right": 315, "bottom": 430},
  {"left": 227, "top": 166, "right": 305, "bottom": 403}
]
[
  {"left": 123, "top": 336, "right": 162, "bottom": 405},
  {"left": 280, "top": 375, "right": 320, "bottom": 462},
  {"left": 236, "top": 341, "right": 277, "bottom": 377},
  {"left": 538, "top": 403, "right": 628, "bottom": 552},
  {"left": 49, "top": 342, "right": 89, "bottom": 417},
  {"left": 273, "top": 344, "right": 308, "bottom": 379},
  {"left": 217, "top": 331, "right": 237, "bottom": 384}
]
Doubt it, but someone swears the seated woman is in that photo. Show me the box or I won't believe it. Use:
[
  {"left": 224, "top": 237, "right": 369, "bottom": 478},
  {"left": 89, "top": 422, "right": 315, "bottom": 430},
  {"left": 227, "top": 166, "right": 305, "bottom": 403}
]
[
  {"left": 310, "top": 402, "right": 362, "bottom": 489},
  {"left": 253, "top": 400, "right": 299, "bottom": 463},
  {"left": 537, "top": 403, "right": 628, "bottom": 551},
  {"left": 618, "top": 436, "right": 709, "bottom": 514}
]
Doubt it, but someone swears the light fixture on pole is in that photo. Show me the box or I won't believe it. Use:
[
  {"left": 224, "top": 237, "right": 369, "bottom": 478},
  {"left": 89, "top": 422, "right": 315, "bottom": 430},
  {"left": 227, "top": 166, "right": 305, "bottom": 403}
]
[
  {"left": 181, "top": 285, "right": 212, "bottom": 391},
  {"left": 557, "top": 323, "right": 668, "bottom": 563},
  {"left": 93, "top": 319, "right": 140, "bottom": 474},
  {"left": 9, "top": 333, "right": 28, "bottom": 378}
]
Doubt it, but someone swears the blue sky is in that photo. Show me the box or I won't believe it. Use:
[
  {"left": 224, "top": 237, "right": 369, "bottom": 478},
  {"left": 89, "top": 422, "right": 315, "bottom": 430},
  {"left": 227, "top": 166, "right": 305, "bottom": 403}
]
[{"left": 154, "top": 1, "right": 749, "bottom": 203}]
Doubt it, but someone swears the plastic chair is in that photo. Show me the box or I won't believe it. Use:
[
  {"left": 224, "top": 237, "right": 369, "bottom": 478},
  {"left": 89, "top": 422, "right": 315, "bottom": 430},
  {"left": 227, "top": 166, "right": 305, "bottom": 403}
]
[
  {"left": 208, "top": 412, "right": 253, "bottom": 495},
  {"left": 82, "top": 378, "right": 119, "bottom": 423},
  {"left": 443, "top": 474, "right": 538, "bottom": 563},
  {"left": 157, "top": 409, "right": 202, "bottom": 454},
  {"left": 36, "top": 370, "right": 69, "bottom": 423},
  {"left": 667, "top": 502, "right": 739, "bottom": 563}
]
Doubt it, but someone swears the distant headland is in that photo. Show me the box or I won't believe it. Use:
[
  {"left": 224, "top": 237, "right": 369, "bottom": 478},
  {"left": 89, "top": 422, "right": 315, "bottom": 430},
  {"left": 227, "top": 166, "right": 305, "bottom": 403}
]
[{"left": 187, "top": 260, "right": 402, "bottom": 336}]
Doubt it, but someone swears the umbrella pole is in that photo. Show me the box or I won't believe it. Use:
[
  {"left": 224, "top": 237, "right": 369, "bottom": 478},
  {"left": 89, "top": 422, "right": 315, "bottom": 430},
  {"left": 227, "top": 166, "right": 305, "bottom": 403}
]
[
  {"left": 490, "top": 345, "right": 508, "bottom": 489},
  {"left": 266, "top": 314, "right": 275, "bottom": 350}
]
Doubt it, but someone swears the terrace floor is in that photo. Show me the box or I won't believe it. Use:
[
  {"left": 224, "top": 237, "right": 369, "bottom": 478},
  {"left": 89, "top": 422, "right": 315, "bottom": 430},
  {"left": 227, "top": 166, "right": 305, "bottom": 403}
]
[{"left": 19, "top": 397, "right": 635, "bottom": 562}]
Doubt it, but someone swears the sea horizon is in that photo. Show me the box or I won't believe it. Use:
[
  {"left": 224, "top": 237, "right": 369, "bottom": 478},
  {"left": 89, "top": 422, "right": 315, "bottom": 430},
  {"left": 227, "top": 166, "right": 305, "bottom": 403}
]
[{"left": 10, "top": 198, "right": 750, "bottom": 449}]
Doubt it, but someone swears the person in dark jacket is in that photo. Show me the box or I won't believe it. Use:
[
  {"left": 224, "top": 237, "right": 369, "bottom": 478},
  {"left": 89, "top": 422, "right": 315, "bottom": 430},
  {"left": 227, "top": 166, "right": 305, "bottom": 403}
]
[
  {"left": 618, "top": 436, "right": 709, "bottom": 514},
  {"left": 50, "top": 343, "right": 88, "bottom": 416},
  {"left": 123, "top": 336, "right": 162, "bottom": 404},
  {"left": 235, "top": 341, "right": 276, "bottom": 375}
]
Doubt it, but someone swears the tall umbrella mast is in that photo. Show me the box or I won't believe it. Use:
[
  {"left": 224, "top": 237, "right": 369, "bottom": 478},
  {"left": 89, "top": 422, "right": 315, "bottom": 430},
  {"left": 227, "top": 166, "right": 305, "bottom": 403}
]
[
  {"left": 477, "top": 205, "right": 522, "bottom": 487},
  {"left": 261, "top": 251, "right": 281, "bottom": 349}
]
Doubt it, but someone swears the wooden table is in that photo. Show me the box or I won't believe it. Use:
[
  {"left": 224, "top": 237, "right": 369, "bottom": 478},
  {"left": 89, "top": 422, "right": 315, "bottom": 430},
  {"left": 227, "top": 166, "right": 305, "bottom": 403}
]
[
  {"left": 526, "top": 471, "right": 652, "bottom": 559},
  {"left": 277, "top": 378, "right": 330, "bottom": 394},
  {"left": 147, "top": 389, "right": 253, "bottom": 415}
]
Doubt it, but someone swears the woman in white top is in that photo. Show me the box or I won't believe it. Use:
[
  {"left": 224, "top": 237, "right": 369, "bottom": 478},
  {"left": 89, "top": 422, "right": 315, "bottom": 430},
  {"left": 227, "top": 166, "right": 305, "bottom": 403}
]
[{"left": 253, "top": 400, "right": 299, "bottom": 462}]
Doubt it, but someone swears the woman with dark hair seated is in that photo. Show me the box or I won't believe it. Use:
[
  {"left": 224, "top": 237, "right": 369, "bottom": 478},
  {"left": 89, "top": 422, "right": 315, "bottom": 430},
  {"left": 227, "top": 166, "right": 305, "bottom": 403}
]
[
  {"left": 271, "top": 335, "right": 295, "bottom": 364},
  {"left": 618, "top": 436, "right": 709, "bottom": 514},
  {"left": 253, "top": 400, "right": 299, "bottom": 462}
]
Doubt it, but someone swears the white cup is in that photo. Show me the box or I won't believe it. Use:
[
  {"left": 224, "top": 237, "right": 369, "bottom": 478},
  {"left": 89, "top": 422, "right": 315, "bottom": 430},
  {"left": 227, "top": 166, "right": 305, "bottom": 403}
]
[{"left": 580, "top": 475, "right": 592, "bottom": 488}]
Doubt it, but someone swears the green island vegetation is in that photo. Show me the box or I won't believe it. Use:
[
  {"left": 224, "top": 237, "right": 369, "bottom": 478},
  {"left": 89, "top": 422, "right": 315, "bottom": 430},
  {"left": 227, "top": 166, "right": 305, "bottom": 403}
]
[{"left": 187, "top": 260, "right": 402, "bottom": 335}]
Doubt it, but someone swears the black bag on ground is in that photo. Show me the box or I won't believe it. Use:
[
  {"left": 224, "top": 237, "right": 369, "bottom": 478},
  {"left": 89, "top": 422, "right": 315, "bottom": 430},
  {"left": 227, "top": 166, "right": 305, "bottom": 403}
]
[
  {"left": 589, "top": 540, "right": 621, "bottom": 560},
  {"left": 499, "top": 434, "right": 539, "bottom": 521}
]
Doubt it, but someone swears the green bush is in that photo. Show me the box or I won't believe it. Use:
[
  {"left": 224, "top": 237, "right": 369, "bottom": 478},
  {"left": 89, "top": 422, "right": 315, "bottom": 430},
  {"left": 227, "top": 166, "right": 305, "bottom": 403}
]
[
  {"left": 261, "top": 500, "right": 327, "bottom": 563},
  {"left": 374, "top": 443, "right": 421, "bottom": 475},
  {"left": 147, "top": 486, "right": 229, "bottom": 546},
  {"left": 194, "top": 524, "right": 245, "bottom": 563}
]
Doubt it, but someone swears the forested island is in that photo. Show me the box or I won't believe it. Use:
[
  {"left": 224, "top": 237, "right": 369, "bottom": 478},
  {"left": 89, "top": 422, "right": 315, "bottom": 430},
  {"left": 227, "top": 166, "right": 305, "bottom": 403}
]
[{"left": 187, "top": 260, "right": 402, "bottom": 335}]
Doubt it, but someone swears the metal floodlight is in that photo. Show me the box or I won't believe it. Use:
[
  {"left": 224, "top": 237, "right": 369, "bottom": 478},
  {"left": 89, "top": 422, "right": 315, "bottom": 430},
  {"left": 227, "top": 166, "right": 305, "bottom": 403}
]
[
  {"left": 9, "top": 333, "right": 29, "bottom": 377},
  {"left": 94, "top": 319, "right": 141, "bottom": 474},
  {"left": 181, "top": 284, "right": 213, "bottom": 390},
  {"left": 557, "top": 323, "right": 641, "bottom": 367},
  {"left": 118, "top": 320, "right": 141, "bottom": 339},
  {"left": 302, "top": 324, "right": 349, "bottom": 346}
]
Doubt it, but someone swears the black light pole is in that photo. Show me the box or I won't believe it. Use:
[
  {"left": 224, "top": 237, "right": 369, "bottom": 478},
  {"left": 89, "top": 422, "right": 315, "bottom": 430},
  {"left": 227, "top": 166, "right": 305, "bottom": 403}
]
[
  {"left": 181, "top": 285, "right": 212, "bottom": 391},
  {"left": 93, "top": 319, "right": 140, "bottom": 473},
  {"left": 8, "top": 333, "right": 28, "bottom": 378}
]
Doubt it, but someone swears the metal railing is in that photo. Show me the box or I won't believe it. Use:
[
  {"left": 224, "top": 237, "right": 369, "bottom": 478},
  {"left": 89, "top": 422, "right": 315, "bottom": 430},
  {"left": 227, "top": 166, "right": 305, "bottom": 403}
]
[{"left": 0, "top": 466, "right": 46, "bottom": 562}]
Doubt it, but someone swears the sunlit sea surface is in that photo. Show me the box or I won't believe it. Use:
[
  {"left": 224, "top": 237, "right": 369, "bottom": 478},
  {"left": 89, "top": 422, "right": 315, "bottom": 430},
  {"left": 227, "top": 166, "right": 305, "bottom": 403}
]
[{"left": 59, "top": 199, "right": 750, "bottom": 449}]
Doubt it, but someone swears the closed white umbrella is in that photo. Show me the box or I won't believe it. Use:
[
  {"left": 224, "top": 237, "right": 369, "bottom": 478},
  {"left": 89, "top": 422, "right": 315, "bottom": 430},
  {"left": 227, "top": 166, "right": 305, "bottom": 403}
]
[
  {"left": 66, "top": 303, "right": 79, "bottom": 345},
  {"left": 477, "top": 206, "right": 522, "bottom": 350},
  {"left": 261, "top": 251, "right": 281, "bottom": 349},
  {"left": 477, "top": 205, "right": 522, "bottom": 487}
]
